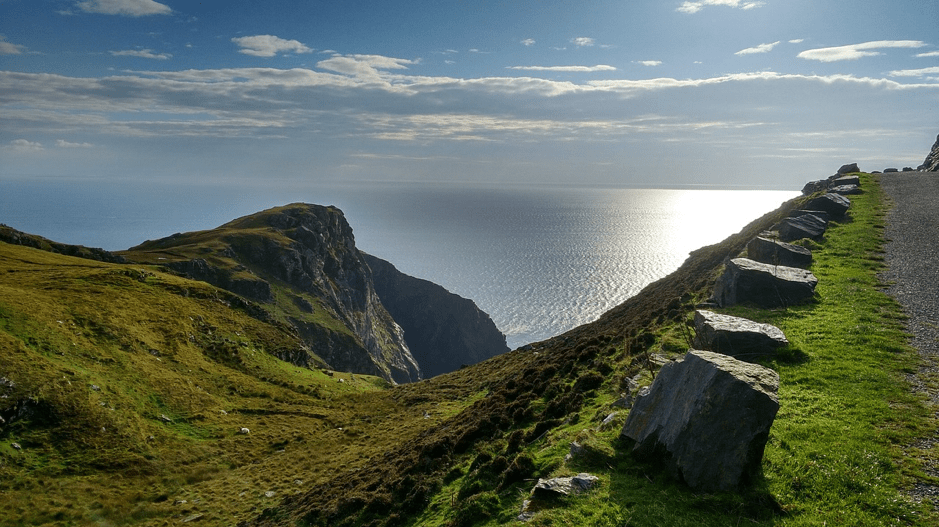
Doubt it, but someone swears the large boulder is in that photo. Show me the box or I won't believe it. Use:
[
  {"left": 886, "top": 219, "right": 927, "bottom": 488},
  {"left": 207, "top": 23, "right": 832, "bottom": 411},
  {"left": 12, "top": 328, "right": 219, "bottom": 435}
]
[
  {"left": 837, "top": 162, "right": 860, "bottom": 174},
  {"left": 829, "top": 184, "right": 862, "bottom": 195},
  {"left": 746, "top": 236, "right": 812, "bottom": 268},
  {"left": 693, "top": 310, "right": 788, "bottom": 361},
  {"left": 620, "top": 350, "right": 780, "bottom": 491},
  {"left": 919, "top": 134, "right": 939, "bottom": 172},
  {"left": 776, "top": 214, "right": 827, "bottom": 242},
  {"left": 801, "top": 179, "right": 828, "bottom": 195},
  {"left": 830, "top": 175, "right": 860, "bottom": 187},
  {"left": 713, "top": 258, "right": 818, "bottom": 308},
  {"left": 805, "top": 193, "right": 851, "bottom": 218}
]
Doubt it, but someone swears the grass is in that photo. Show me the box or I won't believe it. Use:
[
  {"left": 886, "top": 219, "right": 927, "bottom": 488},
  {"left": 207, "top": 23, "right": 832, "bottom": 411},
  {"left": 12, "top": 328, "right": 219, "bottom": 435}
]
[{"left": 1, "top": 174, "right": 936, "bottom": 526}]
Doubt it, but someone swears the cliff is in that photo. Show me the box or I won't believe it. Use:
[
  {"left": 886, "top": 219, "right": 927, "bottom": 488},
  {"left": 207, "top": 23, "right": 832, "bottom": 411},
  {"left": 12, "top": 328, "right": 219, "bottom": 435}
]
[
  {"left": 362, "top": 253, "right": 509, "bottom": 378},
  {"left": 122, "top": 203, "right": 421, "bottom": 384},
  {"left": 919, "top": 133, "right": 939, "bottom": 172}
]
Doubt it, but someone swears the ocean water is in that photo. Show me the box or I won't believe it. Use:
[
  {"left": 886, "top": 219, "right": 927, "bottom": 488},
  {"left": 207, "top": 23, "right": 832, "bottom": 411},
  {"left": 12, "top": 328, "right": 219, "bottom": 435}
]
[{"left": 0, "top": 177, "right": 798, "bottom": 349}]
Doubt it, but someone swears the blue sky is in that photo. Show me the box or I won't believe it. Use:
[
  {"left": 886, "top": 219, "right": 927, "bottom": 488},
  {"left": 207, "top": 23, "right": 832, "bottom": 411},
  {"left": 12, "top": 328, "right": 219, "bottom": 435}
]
[{"left": 2, "top": 0, "right": 938, "bottom": 189}]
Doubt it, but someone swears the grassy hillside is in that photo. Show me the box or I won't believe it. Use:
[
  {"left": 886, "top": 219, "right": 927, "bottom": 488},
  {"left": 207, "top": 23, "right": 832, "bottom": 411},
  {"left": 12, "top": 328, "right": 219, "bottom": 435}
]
[{"left": 2, "top": 174, "right": 936, "bottom": 526}]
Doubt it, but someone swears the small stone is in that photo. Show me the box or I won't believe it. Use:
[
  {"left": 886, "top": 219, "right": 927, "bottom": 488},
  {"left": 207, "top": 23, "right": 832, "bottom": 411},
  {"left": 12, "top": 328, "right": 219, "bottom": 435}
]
[
  {"left": 90, "top": 384, "right": 101, "bottom": 391},
  {"left": 598, "top": 412, "right": 618, "bottom": 431},
  {"left": 159, "top": 414, "right": 172, "bottom": 423},
  {"left": 239, "top": 427, "right": 250, "bottom": 435},
  {"left": 264, "top": 491, "right": 276, "bottom": 498},
  {"left": 11, "top": 442, "right": 21, "bottom": 450}
]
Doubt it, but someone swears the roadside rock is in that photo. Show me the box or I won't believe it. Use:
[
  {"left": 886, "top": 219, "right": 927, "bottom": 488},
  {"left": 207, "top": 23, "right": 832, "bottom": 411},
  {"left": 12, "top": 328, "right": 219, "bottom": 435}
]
[
  {"left": 919, "top": 133, "right": 939, "bottom": 172},
  {"left": 747, "top": 236, "right": 813, "bottom": 268},
  {"left": 831, "top": 175, "right": 860, "bottom": 187},
  {"left": 713, "top": 258, "right": 818, "bottom": 308},
  {"left": 776, "top": 214, "right": 827, "bottom": 242},
  {"left": 620, "top": 350, "right": 779, "bottom": 491},
  {"left": 693, "top": 310, "right": 788, "bottom": 361},
  {"left": 837, "top": 162, "right": 860, "bottom": 174},
  {"left": 829, "top": 184, "right": 862, "bottom": 195},
  {"left": 789, "top": 209, "right": 830, "bottom": 223},
  {"left": 801, "top": 179, "right": 829, "bottom": 195},
  {"left": 806, "top": 193, "right": 851, "bottom": 218}
]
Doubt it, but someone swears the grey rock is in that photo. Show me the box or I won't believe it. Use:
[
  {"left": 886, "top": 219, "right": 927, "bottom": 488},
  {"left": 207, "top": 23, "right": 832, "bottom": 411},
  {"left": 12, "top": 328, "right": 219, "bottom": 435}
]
[
  {"left": 919, "top": 133, "right": 939, "bottom": 172},
  {"left": 599, "top": 412, "right": 619, "bottom": 430},
  {"left": 806, "top": 192, "right": 851, "bottom": 218},
  {"left": 531, "top": 473, "right": 600, "bottom": 498},
  {"left": 831, "top": 175, "right": 860, "bottom": 187},
  {"left": 789, "top": 209, "right": 830, "bottom": 223},
  {"left": 11, "top": 442, "right": 21, "bottom": 450},
  {"left": 620, "top": 350, "right": 780, "bottom": 492},
  {"left": 829, "top": 184, "right": 862, "bottom": 195},
  {"left": 776, "top": 214, "right": 827, "bottom": 242},
  {"left": 902, "top": 167, "right": 915, "bottom": 172},
  {"left": 837, "top": 162, "right": 860, "bottom": 174},
  {"left": 801, "top": 179, "right": 829, "bottom": 195},
  {"left": 713, "top": 258, "right": 818, "bottom": 308},
  {"left": 693, "top": 310, "right": 788, "bottom": 361},
  {"left": 746, "top": 236, "right": 813, "bottom": 268},
  {"left": 884, "top": 168, "right": 899, "bottom": 173}
]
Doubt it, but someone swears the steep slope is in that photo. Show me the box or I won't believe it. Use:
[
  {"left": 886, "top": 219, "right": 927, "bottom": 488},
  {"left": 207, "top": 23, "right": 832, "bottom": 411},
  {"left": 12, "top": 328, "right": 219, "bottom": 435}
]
[
  {"left": 0, "top": 240, "right": 478, "bottom": 525},
  {"left": 362, "top": 253, "right": 509, "bottom": 378},
  {"left": 122, "top": 204, "right": 421, "bottom": 384}
]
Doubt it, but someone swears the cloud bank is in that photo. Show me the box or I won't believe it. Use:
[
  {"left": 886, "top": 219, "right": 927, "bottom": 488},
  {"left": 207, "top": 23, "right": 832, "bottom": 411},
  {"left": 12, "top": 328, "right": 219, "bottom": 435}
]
[
  {"left": 798, "top": 40, "right": 927, "bottom": 62},
  {"left": 677, "top": 0, "right": 765, "bottom": 14}
]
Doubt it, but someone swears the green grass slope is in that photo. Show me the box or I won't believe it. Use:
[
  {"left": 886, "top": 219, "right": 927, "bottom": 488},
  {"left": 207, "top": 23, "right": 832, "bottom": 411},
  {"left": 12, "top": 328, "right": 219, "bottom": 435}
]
[{"left": 0, "top": 243, "right": 451, "bottom": 526}]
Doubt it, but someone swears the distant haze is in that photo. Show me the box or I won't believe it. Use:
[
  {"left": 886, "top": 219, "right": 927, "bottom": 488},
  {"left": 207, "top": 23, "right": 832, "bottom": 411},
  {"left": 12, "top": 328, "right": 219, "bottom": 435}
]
[{"left": 1, "top": 0, "right": 937, "bottom": 189}]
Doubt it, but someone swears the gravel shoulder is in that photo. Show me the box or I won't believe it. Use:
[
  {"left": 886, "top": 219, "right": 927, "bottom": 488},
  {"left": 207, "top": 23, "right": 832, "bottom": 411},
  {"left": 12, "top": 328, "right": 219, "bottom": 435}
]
[{"left": 880, "top": 171, "right": 939, "bottom": 503}]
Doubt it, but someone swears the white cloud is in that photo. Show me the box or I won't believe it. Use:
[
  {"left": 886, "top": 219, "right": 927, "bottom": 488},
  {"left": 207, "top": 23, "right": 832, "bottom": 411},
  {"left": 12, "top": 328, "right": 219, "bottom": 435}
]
[
  {"left": 677, "top": 0, "right": 765, "bottom": 14},
  {"left": 889, "top": 66, "right": 939, "bottom": 77},
  {"left": 916, "top": 51, "right": 939, "bottom": 58},
  {"left": 735, "top": 41, "right": 780, "bottom": 55},
  {"left": 110, "top": 49, "right": 171, "bottom": 60},
  {"left": 571, "top": 37, "right": 595, "bottom": 47},
  {"left": 56, "top": 139, "right": 94, "bottom": 148},
  {"left": 798, "top": 40, "right": 927, "bottom": 62},
  {"left": 508, "top": 65, "right": 617, "bottom": 72},
  {"left": 635, "top": 60, "right": 662, "bottom": 67},
  {"left": 75, "top": 0, "right": 171, "bottom": 16},
  {"left": 0, "top": 35, "right": 26, "bottom": 55},
  {"left": 5, "top": 139, "right": 44, "bottom": 152},
  {"left": 789, "top": 39, "right": 805, "bottom": 44},
  {"left": 231, "top": 35, "right": 312, "bottom": 58},
  {"left": 521, "top": 39, "right": 535, "bottom": 47}
]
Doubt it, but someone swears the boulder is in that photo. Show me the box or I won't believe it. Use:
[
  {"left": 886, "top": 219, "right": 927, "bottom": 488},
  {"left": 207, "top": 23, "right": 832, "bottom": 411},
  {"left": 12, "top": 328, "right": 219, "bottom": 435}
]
[
  {"left": 789, "top": 209, "right": 830, "bottom": 223},
  {"left": 620, "top": 350, "right": 779, "bottom": 491},
  {"left": 531, "top": 473, "right": 599, "bottom": 498},
  {"left": 884, "top": 168, "right": 899, "bottom": 173},
  {"left": 902, "top": 167, "right": 914, "bottom": 172},
  {"left": 806, "top": 193, "right": 851, "bottom": 218},
  {"left": 746, "top": 236, "right": 812, "bottom": 268},
  {"left": 693, "top": 310, "right": 788, "bottom": 361},
  {"left": 828, "top": 184, "right": 862, "bottom": 195},
  {"left": 919, "top": 133, "right": 939, "bottom": 172},
  {"left": 801, "top": 179, "right": 829, "bottom": 195},
  {"left": 830, "top": 175, "right": 860, "bottom": 187},
  {"left": 837, "top": 162, "right": 860, "bottom": 174},
  {"left": 713, "top": 258, "right": 818, "bottom": 308},
  {"left": 776, "top": 214, "right": 827, "bottom": 242}
]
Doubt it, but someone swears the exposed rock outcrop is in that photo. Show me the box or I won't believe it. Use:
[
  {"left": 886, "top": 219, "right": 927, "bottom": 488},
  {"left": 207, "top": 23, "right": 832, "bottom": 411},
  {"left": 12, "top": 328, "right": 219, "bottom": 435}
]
[
  {"left": 806, "top": 193, "right": 851, "bottom": 218},
  {"left": 693, "top": 310, "right": 788, "bottom": 361},
  {"left": 713, "top": 257, "right": 818, "bottom": 308},
  {"left": 362, "top": 253, "right": 509, "bottom": 378},
  {"left": 125, "top": 204, "right": 421, "bottom": 384},
  {"left": 919, "top": 134, "right": 939, "bottom": 172},
  {"left": 620, "top": 350, "right": 780, "bottom": 491}
]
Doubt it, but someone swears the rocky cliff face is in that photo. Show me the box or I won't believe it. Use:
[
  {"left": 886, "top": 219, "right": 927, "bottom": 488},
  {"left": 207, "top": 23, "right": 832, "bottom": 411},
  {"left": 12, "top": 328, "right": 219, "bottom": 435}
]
[
  {"left": 362, "top": 253, "right": 509, "bottom": 378},
  {"left": 125, "top": 204, "right": 421, "bottom": 384},
  {"left": 919, "top": 134, "right": 939, "bottom": 172}
]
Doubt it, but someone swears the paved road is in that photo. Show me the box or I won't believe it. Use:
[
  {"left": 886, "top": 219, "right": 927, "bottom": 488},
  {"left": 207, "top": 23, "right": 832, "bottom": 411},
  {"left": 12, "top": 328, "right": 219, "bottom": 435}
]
[{"left": 880, "top": 171, "right": 939, "bottom": 503}]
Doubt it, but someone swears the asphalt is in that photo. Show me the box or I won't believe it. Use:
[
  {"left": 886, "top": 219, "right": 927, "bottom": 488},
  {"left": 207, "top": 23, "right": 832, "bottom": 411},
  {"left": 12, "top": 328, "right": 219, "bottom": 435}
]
[{"left": 880, "top": 171, "right": 939, "bottom": 504}]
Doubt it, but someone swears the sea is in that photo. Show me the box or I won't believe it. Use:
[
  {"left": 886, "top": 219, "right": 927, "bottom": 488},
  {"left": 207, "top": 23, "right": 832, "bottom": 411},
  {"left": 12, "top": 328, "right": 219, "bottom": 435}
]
[{"left": 0, "top": 177, "right": 799, "bottom": 349}]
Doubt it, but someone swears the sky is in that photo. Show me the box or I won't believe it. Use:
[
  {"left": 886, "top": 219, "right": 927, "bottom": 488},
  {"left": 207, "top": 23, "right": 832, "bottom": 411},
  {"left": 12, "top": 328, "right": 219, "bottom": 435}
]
[{"left": 1, "top": 0, "right": 938, "bottom": 190}]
